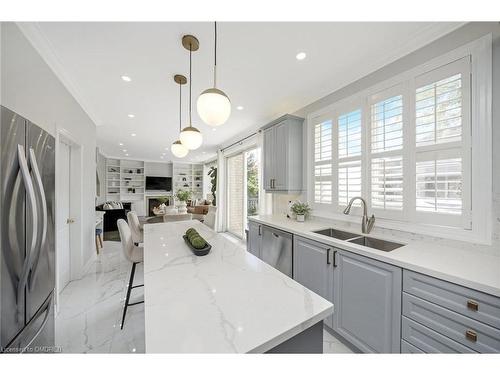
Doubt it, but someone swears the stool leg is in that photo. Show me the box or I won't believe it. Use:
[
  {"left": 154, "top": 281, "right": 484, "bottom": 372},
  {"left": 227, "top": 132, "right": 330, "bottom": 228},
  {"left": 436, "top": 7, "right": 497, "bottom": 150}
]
[
  {"left": 98, "top": 234, "right": 103, "bottom": 247},
  {"left": 121, "top": 262, "right": 137, "bottom": 330},
  {"left": 95, "top": 235, "right": 100, "bottom": 255}
]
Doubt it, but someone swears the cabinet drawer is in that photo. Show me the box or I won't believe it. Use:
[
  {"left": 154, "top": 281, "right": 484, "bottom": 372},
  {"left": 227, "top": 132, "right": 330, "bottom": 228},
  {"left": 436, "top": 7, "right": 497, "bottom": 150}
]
[
  {"left": 402, "top": 316, "right": 475, "bottom": 353},
  {"left": 401, "top": 339, "right": 425, "bottom": 353},
  {"left": 403, "top": 293, "right": 500, "bottom": 353},
  {"left": 403, "top": 270, "right": 500, "bottom": 329}
]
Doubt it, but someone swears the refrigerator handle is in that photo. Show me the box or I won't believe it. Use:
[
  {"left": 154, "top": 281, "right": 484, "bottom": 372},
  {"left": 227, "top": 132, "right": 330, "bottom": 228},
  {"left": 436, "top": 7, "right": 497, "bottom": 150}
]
[
  {"left": 28, "top": 148, "right": 48, "bottom": 287},
  {"left": 16, "top": 144, "right": 39, "bottom": 322},
  {"left": 3, "top": 291, "right": 53, "bottom": 353}
]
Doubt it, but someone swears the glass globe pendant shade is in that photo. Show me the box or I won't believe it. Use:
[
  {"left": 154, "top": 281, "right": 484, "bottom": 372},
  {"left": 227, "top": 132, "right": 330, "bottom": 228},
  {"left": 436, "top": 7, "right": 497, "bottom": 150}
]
[
  {"left": 197, "top": 88, "right": 231, "bottom": 127},
  {"left": 179, "top": 126, "right": 203, "bottom": 150},
  {"left": 171, "top": 140, "right": 189, "bottom": 158}
]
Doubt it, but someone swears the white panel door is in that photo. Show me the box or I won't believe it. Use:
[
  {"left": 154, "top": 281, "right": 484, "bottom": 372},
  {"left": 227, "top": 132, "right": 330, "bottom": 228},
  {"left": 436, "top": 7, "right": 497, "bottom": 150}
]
[{"left": 57, "top": 142, "right": 71, "bottom": 294}]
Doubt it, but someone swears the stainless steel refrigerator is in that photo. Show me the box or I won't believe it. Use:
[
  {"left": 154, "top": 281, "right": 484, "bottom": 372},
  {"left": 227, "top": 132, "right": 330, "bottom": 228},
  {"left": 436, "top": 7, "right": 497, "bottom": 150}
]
[{"left": 1, "top": 105, "right": 55, "bottom": 353}]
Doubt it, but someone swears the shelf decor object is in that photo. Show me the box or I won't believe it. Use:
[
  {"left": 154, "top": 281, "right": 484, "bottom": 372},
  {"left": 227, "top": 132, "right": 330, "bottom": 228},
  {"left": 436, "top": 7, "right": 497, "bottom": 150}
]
[
  {"left": 171, "top": 74, "right": 189, "bottom": 158},
  {"left": 179, "top": 35, "right": 203, "bottom": 150},
  {"left": 197, "top": 22, "right": 231, "bottom": 127}
]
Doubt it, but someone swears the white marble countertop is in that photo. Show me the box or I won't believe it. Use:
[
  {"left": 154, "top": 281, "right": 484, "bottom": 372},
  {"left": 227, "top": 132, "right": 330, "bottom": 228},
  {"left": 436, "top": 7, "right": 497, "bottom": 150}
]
[
  {"left": 143, "top": 220, "right": 333, "bottom": 353},
  {"left": 249, "top": 215, "right": 500, "bottom": 297}
]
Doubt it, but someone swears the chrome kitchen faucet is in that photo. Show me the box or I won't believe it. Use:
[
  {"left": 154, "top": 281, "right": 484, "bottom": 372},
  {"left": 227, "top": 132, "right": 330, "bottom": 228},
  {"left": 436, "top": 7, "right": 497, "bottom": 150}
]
[{"left": 343, "top": 196, "right": 376, "bottom": 234}]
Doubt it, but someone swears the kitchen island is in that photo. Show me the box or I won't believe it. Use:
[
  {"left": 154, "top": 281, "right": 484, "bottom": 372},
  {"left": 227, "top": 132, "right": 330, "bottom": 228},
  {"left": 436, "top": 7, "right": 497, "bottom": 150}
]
[{"left": 143, "top": 220, "right": 333, "bottom": 353}]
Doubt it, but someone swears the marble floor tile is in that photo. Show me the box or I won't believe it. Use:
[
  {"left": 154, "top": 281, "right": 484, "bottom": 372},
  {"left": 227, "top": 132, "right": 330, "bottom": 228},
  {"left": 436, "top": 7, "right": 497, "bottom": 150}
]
[{"left": 56, "top": 238, "right": 354, "bottom": 354}]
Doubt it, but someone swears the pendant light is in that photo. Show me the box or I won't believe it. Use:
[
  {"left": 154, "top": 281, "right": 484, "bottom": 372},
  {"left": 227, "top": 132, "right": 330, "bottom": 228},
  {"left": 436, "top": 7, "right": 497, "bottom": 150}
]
[
  {"left": 179, "top": 35, "right": 203, "bottom": 150},
  {"left": 171, "top": 74, "right": 189, "bottom": 158},
  {"left": 197, "top": 22, "right": 231, "bottom": 127}
]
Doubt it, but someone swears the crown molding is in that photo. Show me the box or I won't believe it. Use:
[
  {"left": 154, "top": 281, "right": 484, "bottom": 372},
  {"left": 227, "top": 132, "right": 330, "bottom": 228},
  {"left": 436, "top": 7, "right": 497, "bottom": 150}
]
[{"left": 16, "top": 22, "right": 102, "bottom": 127}]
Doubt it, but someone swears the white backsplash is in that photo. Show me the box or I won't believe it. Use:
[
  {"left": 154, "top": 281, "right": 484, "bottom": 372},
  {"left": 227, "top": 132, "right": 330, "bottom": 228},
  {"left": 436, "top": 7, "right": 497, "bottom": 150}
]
[{"left": 272, "top": 193, "right": 500, "bottom": 257}]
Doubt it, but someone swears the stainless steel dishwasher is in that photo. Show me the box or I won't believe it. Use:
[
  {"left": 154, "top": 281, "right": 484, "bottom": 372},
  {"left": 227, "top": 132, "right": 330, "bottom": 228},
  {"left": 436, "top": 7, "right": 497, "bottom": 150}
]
[{"left": 261, "top": 225, "right": 293, "bottom": 277}]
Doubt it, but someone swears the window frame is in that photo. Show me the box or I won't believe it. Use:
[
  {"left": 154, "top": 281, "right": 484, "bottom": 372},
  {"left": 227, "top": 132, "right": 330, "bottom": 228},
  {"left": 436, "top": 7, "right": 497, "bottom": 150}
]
[{"left": 306, "top": 34, "right": 492, "bottom": 244}]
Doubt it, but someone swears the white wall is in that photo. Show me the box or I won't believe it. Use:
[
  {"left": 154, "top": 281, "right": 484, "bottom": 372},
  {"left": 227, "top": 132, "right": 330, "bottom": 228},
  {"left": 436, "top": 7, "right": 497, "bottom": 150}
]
[
  {"left": 1, "top": 22, "right": 98, "bottom": 276},
  {"left": 144, "top": 161, "right": 172, "bottom": 177}
]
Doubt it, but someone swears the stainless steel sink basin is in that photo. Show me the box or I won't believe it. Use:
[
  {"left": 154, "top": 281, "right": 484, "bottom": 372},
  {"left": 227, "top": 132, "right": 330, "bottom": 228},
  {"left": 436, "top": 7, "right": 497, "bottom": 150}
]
[
  {"left": 312, "top": 228, "right": 360, "bottom": 240},
  {"left": 347, "top": 236, "right": 404, "bottom": 252}
]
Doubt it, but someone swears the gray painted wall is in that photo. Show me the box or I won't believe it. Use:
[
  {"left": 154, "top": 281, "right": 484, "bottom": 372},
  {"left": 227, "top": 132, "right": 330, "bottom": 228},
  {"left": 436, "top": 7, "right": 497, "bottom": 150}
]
[{"left": 291, "top": 22, "right": 500, "bottom": 247}]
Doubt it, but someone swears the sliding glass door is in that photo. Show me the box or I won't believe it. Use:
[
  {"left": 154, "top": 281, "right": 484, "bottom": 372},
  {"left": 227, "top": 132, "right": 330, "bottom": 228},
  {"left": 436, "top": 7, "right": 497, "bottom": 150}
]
[{"left": 226, "top": 147, "right": 261, "bottom": 238}]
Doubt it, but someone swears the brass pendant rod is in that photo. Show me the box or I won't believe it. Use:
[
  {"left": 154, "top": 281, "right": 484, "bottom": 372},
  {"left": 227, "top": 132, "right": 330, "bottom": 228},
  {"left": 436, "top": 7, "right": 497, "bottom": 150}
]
[{"left": 189, "top": 44, "right": 192, "bottom": 126}]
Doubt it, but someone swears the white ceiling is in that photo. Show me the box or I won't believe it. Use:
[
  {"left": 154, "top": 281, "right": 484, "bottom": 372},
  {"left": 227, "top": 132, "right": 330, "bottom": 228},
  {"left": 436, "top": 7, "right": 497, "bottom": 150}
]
[{"left": 22, "top": 22, "right": 463, "bottom": 163}]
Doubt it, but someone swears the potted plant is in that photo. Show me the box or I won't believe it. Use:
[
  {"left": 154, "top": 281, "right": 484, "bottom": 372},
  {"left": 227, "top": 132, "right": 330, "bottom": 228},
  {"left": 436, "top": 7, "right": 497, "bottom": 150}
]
[
  {"left": 290, "top": 201, "right": 311, "bottom": 222},
  {"left": 208, "top": 166, "right": 217, "bottom": 206},
  {"left": 175, "top": 189, "right": 192, "bottom": 214}
]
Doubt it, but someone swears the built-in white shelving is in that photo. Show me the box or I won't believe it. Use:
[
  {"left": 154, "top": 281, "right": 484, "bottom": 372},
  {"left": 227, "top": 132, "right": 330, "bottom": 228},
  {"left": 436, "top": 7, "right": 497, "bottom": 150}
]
[
  {"left": 106, "top": 158, "right": 145, "bottom": 202},
  {"left": 173, "top": 162, "right": 204, "bottom": 200}
]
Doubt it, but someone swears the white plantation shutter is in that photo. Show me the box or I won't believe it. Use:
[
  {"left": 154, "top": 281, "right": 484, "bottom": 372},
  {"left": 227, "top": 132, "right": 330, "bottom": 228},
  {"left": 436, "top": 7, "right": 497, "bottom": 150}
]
[
  {"left": 369, "top": 90, "right": 404, "bottom": 217},
  {"left": 414, "top": 56, "right": 470, "bottom": 227},
  {"left": 314, "top": 120, "right": 333, "bottom": 204},
  {"left": 338, "top": 160, "right": 361, "bottom": 206},
  {"left": 337, "top": 109, "right": 362, "bottom": 207},
  {"left": 416, "top": 157, "right": 462, "bottom": 214},
  {"left": 309, "top": 53, "right": 475, "bottom": 233},
  {"left": 416, "top": 74, "right": 463, "bottom": 146},
  {"left": 371, "top": 156, "right": 403, "bottom": 210},
  {"left": 371, "top": 95, "right": 403, "bottom": 152}
]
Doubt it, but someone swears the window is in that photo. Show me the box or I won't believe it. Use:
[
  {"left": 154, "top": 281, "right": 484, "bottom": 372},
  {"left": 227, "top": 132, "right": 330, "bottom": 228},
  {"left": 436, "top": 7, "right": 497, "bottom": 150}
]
[
  {"left": 314, "top": 120, "right": 333, "bottom": 204},
  {"left": 309, "top": 38, "right": 493, "bottom": 244},
  {"left": 369, "top": 91, "right": 404, "bottom": 216},
  {"left": 337, "top": 109, "right": 362, "bottom": 207}
]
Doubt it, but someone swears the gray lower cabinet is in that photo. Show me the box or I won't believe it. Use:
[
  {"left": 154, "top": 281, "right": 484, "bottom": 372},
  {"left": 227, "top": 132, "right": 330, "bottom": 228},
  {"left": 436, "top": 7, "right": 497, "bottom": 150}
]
[
  {"left": 293, "top": 236, "right": 334, "bottom": 328},
  {"left": 402, "top": 270, "right": 500, "bottom": 353},
  {"left": 247, "top": 221, "right": 262, "bottom": 258},
  {"left": 333, "top": 249, "right": 402, "bottom": 353}
]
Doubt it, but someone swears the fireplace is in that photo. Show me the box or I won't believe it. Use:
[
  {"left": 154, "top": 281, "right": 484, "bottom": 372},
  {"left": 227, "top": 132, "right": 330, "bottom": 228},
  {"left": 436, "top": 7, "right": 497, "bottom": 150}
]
[{"left": 147, "top": 196, "right": 171, "bottom": 217}]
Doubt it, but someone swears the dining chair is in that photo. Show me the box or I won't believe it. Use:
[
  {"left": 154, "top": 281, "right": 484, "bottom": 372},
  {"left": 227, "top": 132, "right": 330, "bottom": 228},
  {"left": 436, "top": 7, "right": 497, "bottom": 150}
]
[
  {"left": 117, "top": 219, "right": 144, "bottom": 330},
  {"left": 163, "top": 213, "right": 193, "bottom": 222},
  {"left": 127, "top": 211, "right": 143, "bottom": 244},
  {"left": 204, "top": 206, "right": 217, "bottom": 230}
]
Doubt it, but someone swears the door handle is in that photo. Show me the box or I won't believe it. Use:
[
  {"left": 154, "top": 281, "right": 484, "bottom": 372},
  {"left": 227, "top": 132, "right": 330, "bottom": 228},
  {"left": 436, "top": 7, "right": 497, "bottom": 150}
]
[
  {"left": 16, "top": 145, "right": 38, "bottom": 322},
  {"left": 327, "top": 248, "right": 331, "bottom": 265},
  {"left": 332, "top": 250, "right": 337, "bottom": 267},
  {"left": 272, "top": 232, "right": 280, "bottom": 238},
  {"left": 258, "top": 225, "right": 261, "bottom": 236},
  {"left": 66, "top": 218, "right": 75, "bottom": 224},
  {"left": 28, "top": 148, "right": 48, "bottom": 289}
]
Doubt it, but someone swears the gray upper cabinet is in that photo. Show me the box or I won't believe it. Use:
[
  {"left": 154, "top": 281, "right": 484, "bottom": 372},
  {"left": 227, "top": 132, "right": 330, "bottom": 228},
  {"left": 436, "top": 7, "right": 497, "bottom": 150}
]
[
  {"left": 262, "top": 114, "right": 304, "bottom": 193},
  {"left": 293, "top": 236, "right": 334, "bottom": 328},
  {"left": 247, "top": 221, "right": 262, "bottom": 259},
  {"left": 333, "top": 249, "right": 402, "bottom": 353}
]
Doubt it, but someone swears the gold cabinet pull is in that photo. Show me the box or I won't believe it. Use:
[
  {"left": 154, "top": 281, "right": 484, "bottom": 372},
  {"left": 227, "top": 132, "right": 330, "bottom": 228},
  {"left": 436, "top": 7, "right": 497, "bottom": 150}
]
[
  {"left": 467, "top": 300, "right": 479, "bottom": 311},
  {"left": 465, "top": 329, "right": 477, "bottom": 342}
]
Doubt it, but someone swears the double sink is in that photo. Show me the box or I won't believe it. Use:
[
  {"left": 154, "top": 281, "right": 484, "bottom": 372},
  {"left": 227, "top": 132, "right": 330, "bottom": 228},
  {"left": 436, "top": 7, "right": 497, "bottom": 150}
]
[{"left": 312, "top": 228, "right": 404, "bottom": 252}]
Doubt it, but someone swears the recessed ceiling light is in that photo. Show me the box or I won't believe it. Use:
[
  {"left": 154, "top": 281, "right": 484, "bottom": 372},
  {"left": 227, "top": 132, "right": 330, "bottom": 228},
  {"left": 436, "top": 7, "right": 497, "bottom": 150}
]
[
  {"left": 162, "top": 153, "right": 166, "bottom": 156},
  {"left": 125, "top": 153, "right": 129, "bottom": 156},
  {"left": 160, "top": 156, "right": 164, "bottom": 159},
  {"left": 212, "top": 128, "right": 217, "bottom": 132},
  {"left": 202, "top": 151, "right": 206, "bottom": 154},
  {"left": 237, "top": 106, "right": 244, "bottom": 110},
  {"left": 131, "top": 133, "right": 136, "bottom": 137},
  {"left": 128, "top": 114, "right": 135, "bottom": 118},
  {"left": 296, "top": 52, "right": 307, "bottom": 60},
  {"left": 123, "top": 149, "right": 127, "bottom": 152},
  {"left": 121, "top": 75, "right": 131, "bottom": 82},
  {"left": 119, "top": 142, "right": 124, "bottom": 146}
]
